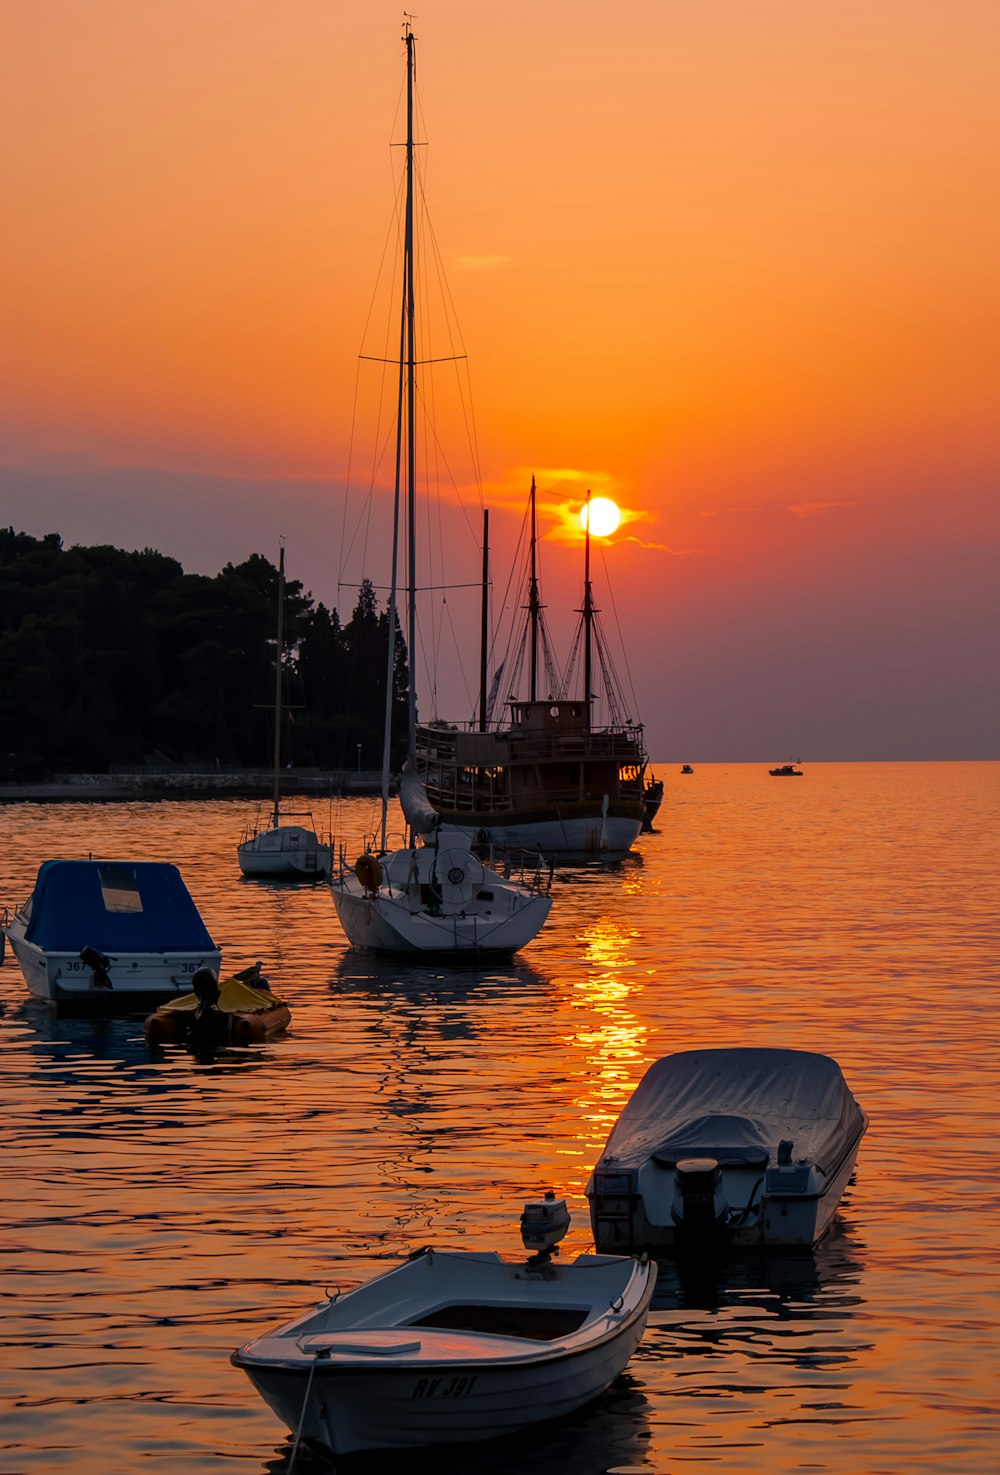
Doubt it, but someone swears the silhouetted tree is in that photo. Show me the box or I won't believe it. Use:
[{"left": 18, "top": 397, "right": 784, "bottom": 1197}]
[{"left": 0, "top": 530, "right": 410, "bottom": 778}]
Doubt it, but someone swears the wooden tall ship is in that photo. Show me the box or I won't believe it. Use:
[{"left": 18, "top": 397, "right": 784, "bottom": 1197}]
[{"left": 404, "top": 482, "right": 661, "bottom": 854}]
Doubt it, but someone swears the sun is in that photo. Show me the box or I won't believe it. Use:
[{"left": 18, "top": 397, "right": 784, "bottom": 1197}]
[{"left": 579, "top": 497, "right": 621, "bottom": 538}]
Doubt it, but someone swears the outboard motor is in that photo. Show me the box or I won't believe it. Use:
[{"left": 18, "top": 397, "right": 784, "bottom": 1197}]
[
  {"left": 80, "top": 945, "right": 113, "bottom": 990},
  {"left": 520, "top": 1190, "right": 571, "bottom": 1267},
  {"left": 188, "top": 967, "right": 230, "bottom": 1051},
  {"left": 671, "top": 1157, "right": 730, "bottom": 1248},
  {"left": 192, "top": 967, "right": 221, "bottom": 1010}
]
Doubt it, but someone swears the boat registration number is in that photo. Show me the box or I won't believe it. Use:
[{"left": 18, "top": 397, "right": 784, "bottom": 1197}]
[{"left": 411, "top": 1375, "right": 478, "bottom": 1400}]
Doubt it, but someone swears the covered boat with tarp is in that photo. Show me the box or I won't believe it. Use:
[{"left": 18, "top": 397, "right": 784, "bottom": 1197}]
[
  {"left": 587, "top": 1048, "right": 867, "bottom": 1251},
  {"left": 1, "top": 859, "right": 221, "bottom": 1009}
]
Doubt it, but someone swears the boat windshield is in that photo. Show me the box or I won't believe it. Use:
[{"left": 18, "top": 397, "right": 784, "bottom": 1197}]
[{"left": 98, "top": 864, "right": 145, "bottom": 914}]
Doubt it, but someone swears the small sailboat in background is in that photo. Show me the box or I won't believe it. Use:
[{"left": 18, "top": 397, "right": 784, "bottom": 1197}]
[
  {"left": 328, "top": 21, "right": 552, "bottom": 956},
  {"left": 237, "top": 545, "right": 331, "bottom": 878}
]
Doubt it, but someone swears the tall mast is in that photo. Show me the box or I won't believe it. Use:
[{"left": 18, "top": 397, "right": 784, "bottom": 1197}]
[
  {"left": 479, "top": 508, "right": 489, "bottom": 731},
  {"left": 583, "top": 490, "right": 593, "bottom": 730},
  {"left": 404, "top": 19, "right": 417, "bottom": 766},
  {"left": 528, "top": 475, "right": 540, "bottom": 701},
  {"left": 271, "top": 542, "right": 285, "bottom": 829},
  {"left": 379, "top": 281, "right": 406, "bottom": 852}
]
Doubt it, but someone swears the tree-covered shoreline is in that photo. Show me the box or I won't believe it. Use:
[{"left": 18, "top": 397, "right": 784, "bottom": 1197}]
[{"left": 0, "top": 529, "right": 409, "bottom": 781}]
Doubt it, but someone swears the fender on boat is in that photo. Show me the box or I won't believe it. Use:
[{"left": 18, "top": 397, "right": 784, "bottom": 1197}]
[{"left": 354, "top": 853, "right": 383, "bottom": 892}]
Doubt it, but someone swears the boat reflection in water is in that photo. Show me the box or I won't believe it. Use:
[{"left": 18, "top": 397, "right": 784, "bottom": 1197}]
[
  {"left": 650, "top": 1220, "right": 866, "bottom": 1316},
  {"left": 641, "top": 1225, "right": 869, "bottom": 1415},
  {"left": 261, "top": 1374, "right": 653, "bottom": 1475}
]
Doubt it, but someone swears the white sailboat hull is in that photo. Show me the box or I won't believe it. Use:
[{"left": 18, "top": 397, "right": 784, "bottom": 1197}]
[
  {"left": 237, "top": 825, "right": 331, "bottom": 878},
  {"left": 330, "top": 829, "right": 551, "bottom": 957},
  {"left": 233, "top": 1249, "right": 655, "bottom": 1457},
  {"left": 330, "top": 878, "right": 551, "bottom": 957}
]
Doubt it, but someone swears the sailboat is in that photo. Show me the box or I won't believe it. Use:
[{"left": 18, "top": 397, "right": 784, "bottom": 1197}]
[
  {"left": 328, "top": 22, "right": 552, "bottom": 957},
  {"left": 237, "top": 545, "right": 332, "bottom": 879},
  {"left": 404, "top": 480, "right": 660, "bottom": 853}
]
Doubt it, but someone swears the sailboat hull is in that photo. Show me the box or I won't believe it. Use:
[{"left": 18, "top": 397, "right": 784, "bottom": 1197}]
[
  {"left": 330, "top": 879, "right": 551, "bottom": 957},
  {"left": 237, "top": 824, "right": 331, "bottom": 879}
]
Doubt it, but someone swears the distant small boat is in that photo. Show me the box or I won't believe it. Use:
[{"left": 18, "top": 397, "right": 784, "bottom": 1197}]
[
  {"left": 232, "top": 1190, "right": 656, "bottom": 1459},
  {"left": 587, "top": 1048, "right": 867, "bottom": 1252},
  {"left": 2, "top": 859, "right": 221, "bottom": 1010},
  {"left": 144, "top": 963, "right": 290, "bottom": 1047},
  {"left": 680, "top": 764, "right": 694, "bottom": 775},
  {"left": 769, "top": 764, "right": 803, "bottom": 776}
]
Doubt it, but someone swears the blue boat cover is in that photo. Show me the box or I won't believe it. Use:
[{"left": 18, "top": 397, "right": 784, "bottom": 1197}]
[
  {"left": 23, "top": 860, "right": 216, "bottom": 953},
  {"left": 597, "top": 1048, "right": 866, "bottom": 1176}
]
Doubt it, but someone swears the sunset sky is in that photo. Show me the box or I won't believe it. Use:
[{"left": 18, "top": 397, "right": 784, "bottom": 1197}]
[{"left": 2, "top": 1, "right": 997, "bottom": 759}]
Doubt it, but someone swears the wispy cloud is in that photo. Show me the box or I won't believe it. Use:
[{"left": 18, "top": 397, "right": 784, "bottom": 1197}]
[
  {"left": 788, "top": 499, "right": 857, "bottom": 517},
  {"left": 617, "top": 535, "right": 701, "bottom": 555}
]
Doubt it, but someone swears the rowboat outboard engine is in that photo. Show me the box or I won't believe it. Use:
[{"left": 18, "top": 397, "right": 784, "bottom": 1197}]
[
  {"left": 520, "top": 1190, "right": 571, "bottom": 1267},
  {"left": 188, "top": 967, "right": 230, "bottom": 1051},
  {"left": 672, "top": 1157, "right": 730, "bottom": 1248},
  {"left": 80, "top": 945, "right": 113, "bottom": 990}
]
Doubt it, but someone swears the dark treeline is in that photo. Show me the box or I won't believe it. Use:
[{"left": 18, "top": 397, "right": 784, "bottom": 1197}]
[{"left": 0, "top": 529, "right": 409, "bottom": 780}]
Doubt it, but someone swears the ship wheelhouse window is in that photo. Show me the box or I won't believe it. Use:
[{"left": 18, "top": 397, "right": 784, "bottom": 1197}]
[{"left": 98, "top": 864, "right": 144, "bottom": 914}]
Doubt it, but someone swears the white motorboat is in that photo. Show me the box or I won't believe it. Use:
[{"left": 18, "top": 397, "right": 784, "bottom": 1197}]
[
  {"left": 232, "top": 1194, "right": 656, "bottom": 1459},
  {"left": 328, "top": 22, "right": 552, "bottom": 957},
  {"left": 2, "top": 859, "right": 221, "bottom": 1010},
  {"left": 237, "top": 545, "right": 331, "bottom": 879},
  {"left": 587, "top": 1048, "right": 868, "bottom": 1251}
]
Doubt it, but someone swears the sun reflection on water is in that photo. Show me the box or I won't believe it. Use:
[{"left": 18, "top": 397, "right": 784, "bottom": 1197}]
[{"left": 564, "top": 919, "right": 651, "bottom": 1168}]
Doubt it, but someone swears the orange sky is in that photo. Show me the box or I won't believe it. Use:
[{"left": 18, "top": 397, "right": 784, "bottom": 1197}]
[{"left": 2, "top": 1, "right": 998, "bottom": 757}]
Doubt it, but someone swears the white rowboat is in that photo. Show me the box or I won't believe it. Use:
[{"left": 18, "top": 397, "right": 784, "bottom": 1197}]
[{"left": 232, "top": 1244, "right": 655, "bottom": 1459}]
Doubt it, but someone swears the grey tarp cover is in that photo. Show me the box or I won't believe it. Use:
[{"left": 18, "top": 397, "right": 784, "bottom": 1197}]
[{"left": 599, "top": 1049, "right": 865, "bottom": 1175}]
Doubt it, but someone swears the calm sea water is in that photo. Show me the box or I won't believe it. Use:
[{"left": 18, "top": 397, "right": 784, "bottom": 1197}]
[{"left": 1, "top": 763, "right": 998, "bottom": 1475}]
